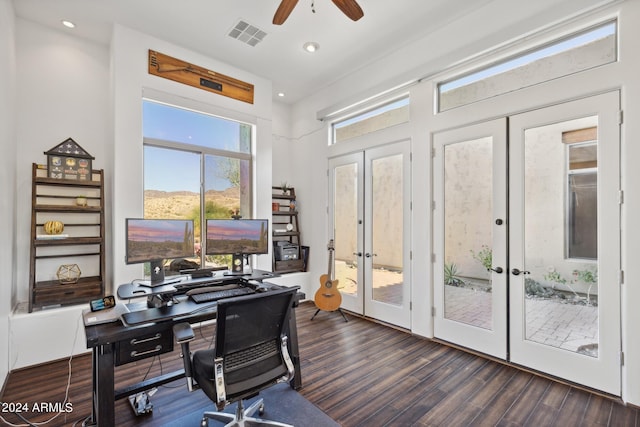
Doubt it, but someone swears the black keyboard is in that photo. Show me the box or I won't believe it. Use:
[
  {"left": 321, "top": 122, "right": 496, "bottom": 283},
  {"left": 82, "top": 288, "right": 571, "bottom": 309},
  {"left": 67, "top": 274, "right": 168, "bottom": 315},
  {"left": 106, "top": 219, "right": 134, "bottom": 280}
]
[{"left": 190, "top": 287, "right": 254, "bottom": 303}]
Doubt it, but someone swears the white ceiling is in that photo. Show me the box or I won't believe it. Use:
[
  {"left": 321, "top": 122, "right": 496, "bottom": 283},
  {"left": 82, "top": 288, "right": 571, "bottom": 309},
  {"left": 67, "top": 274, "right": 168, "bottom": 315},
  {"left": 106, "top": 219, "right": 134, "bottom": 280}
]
[{"left": 12, "top": 0, "right": 610, "bottom": 105}]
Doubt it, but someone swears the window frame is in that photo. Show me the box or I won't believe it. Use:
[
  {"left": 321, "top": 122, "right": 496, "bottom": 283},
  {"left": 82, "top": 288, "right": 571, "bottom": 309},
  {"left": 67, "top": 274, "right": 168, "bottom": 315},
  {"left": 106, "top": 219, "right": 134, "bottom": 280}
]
[
  {"left": 565, "top": 140, "right": 597, "bottom": 261},
  {"left": 142, "top": 99, "right": 255, "bottom": 269}
]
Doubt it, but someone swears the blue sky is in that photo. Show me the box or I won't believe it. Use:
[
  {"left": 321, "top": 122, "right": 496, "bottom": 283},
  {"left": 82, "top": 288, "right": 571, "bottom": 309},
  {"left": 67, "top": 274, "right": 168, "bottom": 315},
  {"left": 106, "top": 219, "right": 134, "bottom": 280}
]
[{"left": 142, "top": 100, "right": 248, "bottom": 192}]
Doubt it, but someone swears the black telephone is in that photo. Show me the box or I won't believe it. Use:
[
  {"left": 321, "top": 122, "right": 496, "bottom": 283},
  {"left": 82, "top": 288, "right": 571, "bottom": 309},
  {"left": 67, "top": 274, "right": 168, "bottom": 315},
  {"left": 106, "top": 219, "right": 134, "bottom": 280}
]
[{"left": 90, "top": 295, "right": 116, "bottom": 312}]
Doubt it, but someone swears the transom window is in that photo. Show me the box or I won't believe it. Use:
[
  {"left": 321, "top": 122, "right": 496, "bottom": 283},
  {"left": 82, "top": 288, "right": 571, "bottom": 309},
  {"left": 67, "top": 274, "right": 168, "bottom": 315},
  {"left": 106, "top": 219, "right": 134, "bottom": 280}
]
[
  {"left": 438, "top": 21, "right": 617, "bottom": 111},
  {"left": 331, "top": 97, "right": 409, "bottom": 144}
]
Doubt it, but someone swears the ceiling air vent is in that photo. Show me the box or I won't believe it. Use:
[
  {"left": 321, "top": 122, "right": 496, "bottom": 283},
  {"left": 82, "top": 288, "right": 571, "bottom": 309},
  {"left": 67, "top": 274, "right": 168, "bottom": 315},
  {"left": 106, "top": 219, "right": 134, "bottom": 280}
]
[{"left": 228, "top": 20, "right": 267, "bottom": 47}]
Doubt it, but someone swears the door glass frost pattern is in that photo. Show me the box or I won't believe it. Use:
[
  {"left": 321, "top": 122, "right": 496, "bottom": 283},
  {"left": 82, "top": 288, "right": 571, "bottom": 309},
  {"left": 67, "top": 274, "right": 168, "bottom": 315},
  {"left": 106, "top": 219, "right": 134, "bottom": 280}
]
[
  {"left": 523, "top": 118, "right": 599, "bottom": 357},
  {"left": 371, "top": 154, "right": 404, "bottom": 306},
  {"left": 333, "top": 163, "right": 359, "bottom": 297},
  {"left": 443, "top": 137, "right": 494, "bottom": 330}
]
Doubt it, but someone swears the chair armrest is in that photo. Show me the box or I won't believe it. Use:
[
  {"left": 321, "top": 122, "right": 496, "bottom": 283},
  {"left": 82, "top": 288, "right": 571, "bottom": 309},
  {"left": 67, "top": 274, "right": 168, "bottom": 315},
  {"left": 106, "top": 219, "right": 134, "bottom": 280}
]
[
  {"left": 173, "top": 322, "right": 195, "bottom": 343},
  {"left": 173, "top": 322, "right": 197, "bottom": 392}
]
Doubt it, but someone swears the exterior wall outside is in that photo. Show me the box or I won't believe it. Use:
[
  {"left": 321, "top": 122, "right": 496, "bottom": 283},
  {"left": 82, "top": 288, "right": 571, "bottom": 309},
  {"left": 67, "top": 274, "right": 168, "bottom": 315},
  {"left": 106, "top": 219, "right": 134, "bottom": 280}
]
[
  {"left": 522, "top": 117, "right": 597, "bottom": 296},
  {"left": 443, "top": 136, "right": 493, "bottom": 281},
  {"left": 332, "top": 151, "right": 404, "bottom": 269}
]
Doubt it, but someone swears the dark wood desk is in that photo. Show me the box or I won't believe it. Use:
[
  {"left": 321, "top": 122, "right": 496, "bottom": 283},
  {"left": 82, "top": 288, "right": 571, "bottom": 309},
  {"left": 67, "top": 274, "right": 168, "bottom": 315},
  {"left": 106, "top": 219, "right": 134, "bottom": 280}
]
[{"left": 84, "top": 277, "right": 303, "bottom": 426}]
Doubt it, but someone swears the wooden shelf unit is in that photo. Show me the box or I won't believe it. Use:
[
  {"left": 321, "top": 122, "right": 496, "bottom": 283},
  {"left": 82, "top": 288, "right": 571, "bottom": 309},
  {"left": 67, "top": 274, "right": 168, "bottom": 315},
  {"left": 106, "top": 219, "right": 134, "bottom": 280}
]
[
  {"left": 272, "top": 186, "right": 306, "bottom": 273},
  {"left": 29, "top": 163, "right": 105, "bottom": 312}
]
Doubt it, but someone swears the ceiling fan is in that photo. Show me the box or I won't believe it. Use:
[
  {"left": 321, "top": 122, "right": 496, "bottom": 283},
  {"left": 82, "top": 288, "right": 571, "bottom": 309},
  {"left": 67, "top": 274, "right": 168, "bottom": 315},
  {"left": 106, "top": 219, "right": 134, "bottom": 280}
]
[{"left": 273, "top": 0, "right": 364, "bottom": 25}]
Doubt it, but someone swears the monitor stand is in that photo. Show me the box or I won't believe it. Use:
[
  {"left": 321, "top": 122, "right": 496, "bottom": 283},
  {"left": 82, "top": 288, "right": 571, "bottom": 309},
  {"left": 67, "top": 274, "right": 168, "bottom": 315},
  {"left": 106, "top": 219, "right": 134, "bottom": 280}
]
[
  {"left": 138, "top": 260, "right": 182, "bottom": 287},
  {"left": 224, "top": 253, "right": 252, "bottom": 276}
]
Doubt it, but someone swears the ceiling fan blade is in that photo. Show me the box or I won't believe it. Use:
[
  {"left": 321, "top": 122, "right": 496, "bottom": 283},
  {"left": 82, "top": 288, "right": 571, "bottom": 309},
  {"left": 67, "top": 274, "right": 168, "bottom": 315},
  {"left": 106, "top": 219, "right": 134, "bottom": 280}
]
[
  {"left": 273, "top": 0, "right": 299, "bottom": 25},
  {"left": 331, "top": 0, "right": 364, "bottom": 21}
]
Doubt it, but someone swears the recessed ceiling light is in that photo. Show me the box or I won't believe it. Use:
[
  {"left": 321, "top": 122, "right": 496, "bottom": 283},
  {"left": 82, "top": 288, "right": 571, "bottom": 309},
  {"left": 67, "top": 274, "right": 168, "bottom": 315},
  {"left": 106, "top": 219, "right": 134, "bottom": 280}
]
[
  {"left": 303, "top": 42, "right": 319, "bottom": 53},
  {"left": 277, "top": 92, "right": 285, "bottom": 97},
  {"left": 61, "top": 20, "right": 75, "bottom": 29}
]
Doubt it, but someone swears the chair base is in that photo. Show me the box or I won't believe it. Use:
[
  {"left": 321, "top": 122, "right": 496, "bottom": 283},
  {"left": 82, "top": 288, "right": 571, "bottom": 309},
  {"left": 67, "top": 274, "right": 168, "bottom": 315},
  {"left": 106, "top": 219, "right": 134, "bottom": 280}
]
[{"left": 202, "top": 397, "right": 293, "bottom": 427}]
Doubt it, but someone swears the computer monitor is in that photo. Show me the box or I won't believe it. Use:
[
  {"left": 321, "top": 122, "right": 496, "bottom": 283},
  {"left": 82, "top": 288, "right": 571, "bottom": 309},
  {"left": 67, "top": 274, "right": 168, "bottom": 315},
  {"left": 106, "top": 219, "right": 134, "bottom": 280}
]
[
  {"left": 125, "top": 218, "right": 195, "bottom": 285},
  {"left": 205, "top": 219, "right": 268, "bottom": 273}
]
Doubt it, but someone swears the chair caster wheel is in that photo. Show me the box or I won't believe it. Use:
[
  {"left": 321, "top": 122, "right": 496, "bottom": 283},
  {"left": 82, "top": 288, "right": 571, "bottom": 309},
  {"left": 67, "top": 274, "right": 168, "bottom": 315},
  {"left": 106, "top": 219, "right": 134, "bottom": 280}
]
[
  {"left": 259, "top": 403, "right": 265, "bottom": 415},
  {"left": 201, "top": 417, "right": 208, "bottom": 427}
]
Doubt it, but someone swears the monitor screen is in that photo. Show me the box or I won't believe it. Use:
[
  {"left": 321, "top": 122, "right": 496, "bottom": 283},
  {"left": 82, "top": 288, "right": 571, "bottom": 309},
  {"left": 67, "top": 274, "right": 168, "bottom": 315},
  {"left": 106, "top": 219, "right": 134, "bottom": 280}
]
[
  {"left": 205, "top": 219, "right": 269, "bottom": 256},
  {"left": 125, "top": 218, "right": 195, "bottom": 264}
]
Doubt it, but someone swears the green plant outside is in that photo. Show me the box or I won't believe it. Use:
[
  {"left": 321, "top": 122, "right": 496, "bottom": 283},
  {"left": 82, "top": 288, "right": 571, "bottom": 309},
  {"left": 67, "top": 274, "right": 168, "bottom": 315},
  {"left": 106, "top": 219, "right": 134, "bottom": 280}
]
[
  {"left": 444, "top": 262, "right": 465, "bottom": 286},
  {"left": 470, "top": 245, "right": 492, "bottom": 271}
]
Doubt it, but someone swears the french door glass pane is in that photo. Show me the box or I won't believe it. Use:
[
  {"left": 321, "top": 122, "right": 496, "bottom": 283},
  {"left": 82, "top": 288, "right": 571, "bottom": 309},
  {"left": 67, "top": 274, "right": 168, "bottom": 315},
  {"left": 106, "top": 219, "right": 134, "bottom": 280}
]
[
  {"left": 443, "top": 137, "right": 493, "bottom": 330},
  {"left": 371, "top": 154, "right": 404, "bottom": 305},
  {"left": 333, "top": 163, "right": 359, "bottom": 297},
  {"left": 523, "top": 117, "right": 599, "bottom": 357}
]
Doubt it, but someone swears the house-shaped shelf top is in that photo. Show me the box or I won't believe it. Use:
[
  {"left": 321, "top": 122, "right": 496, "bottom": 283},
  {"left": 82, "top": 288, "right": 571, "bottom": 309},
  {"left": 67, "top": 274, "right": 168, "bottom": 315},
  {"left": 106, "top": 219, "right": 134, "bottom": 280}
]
[{"left": 44, "top": 138, "right": 95, "bottom": 180}]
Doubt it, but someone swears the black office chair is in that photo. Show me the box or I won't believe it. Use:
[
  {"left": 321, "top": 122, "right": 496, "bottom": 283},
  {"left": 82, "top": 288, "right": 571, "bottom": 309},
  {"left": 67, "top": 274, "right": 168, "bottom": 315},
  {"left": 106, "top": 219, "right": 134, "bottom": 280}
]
[{"left": 174, "top": 286, "right": 299, "bottom": 427}]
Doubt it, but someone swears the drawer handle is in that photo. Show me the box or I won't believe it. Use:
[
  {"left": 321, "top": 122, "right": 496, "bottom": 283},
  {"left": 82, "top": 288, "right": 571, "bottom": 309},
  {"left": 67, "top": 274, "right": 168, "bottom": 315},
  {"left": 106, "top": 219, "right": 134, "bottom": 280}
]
[
  {"left": 131, "top": 345, "right": 162, "bottom": 358},
  {"left": 130, "top": 333, "right": 162, "bottom": 345}
]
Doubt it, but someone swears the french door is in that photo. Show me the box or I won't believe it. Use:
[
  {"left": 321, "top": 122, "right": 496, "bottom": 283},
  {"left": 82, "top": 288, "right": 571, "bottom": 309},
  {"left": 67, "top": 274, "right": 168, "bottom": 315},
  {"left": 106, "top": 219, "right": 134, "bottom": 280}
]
[
  {"left": 433, "top": 92, "right": 621, "bottom": 394},
  {"left": 329, "top": 140, "right": 412, "bottom": 329},
  {"left": 433, "top": 119, "right": 508, "bottom": 359}
]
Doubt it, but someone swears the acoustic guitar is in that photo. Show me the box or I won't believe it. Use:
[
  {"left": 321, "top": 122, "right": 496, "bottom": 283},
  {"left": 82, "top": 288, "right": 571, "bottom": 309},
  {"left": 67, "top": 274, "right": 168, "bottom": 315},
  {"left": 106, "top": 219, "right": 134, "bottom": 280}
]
[{"left": 314, "top": 239, "right": 342, "bottom": 312}]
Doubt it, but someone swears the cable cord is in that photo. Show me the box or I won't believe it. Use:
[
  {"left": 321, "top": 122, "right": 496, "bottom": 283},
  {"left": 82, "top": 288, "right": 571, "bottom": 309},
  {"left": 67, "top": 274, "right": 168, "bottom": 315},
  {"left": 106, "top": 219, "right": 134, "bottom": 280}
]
[{"left": 0, "top": 313, "right": 83, "bottom": 426}]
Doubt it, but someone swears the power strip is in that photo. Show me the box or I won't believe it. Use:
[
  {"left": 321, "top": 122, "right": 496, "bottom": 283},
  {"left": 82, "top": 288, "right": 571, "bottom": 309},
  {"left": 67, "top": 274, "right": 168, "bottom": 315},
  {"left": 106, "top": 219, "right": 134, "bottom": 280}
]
[{"left": 128, "top": 388, "right": 156, "bottom": 416}]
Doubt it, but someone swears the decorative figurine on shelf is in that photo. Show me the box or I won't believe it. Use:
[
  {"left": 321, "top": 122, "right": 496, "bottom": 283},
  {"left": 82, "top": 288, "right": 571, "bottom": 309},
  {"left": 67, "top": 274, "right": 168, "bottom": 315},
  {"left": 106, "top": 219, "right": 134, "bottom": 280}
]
[
  {"left": 76, "top": 196, "right": 88, "bottom": 207},
  {"left": 56, "top": 264, "right": 81, "bottom": 284},
  {"left": 231, "top": 208, "right": 242, "bottom": 220},
  {"left": 43, "top": 220, "right": 64, "bottom": 235},
  {"left": 280, "top": 182, "right": 290, "bottom": 194}
]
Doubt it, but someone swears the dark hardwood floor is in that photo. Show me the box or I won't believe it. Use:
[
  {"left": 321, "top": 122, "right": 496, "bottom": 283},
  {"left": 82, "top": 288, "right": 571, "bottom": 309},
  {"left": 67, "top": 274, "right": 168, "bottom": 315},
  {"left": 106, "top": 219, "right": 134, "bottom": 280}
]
[{"left": 1, "top": 300, "right": 638, "bottom": 426}]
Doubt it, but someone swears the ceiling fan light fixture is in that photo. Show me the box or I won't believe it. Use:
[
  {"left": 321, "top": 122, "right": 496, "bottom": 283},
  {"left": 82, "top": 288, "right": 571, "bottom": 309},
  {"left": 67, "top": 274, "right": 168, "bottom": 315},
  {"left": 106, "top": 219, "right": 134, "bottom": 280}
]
[{"left": 303, "top": 42, "right": 319, "bottom": 53}]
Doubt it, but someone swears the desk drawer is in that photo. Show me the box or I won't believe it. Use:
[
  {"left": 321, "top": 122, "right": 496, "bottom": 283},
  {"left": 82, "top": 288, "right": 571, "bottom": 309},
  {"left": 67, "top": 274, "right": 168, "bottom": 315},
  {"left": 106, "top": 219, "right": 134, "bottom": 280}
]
[{"left": 115, "top": 327, "right": 174, "bottom": 366}]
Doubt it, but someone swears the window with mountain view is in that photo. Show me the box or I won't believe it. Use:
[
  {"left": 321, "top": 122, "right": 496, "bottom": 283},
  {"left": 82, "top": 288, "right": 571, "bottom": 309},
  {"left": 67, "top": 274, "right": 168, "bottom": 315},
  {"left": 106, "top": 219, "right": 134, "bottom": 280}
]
[{"left": 142, "top": 99, "right": 253, "bottom": 270}]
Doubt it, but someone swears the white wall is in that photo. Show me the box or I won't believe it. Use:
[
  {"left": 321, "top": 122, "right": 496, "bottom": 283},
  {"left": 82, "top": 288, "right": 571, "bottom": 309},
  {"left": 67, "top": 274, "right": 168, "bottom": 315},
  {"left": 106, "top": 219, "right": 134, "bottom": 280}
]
[
  {"left": 7, "top": 19, "right": 111, "bottom": 369},
  {"left": 0, "top": 0, "right": 16, "bottom": 387},
  {"left": 15, "top": 19, "right": 111, "bottom": 302}
]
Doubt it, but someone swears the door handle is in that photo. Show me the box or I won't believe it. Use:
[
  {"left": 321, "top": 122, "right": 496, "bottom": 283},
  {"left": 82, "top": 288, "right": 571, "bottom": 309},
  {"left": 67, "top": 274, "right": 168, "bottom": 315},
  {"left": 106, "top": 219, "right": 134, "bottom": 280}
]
[
  {"left": 511, "top": 268, "right": 531, "bottom": 276},
  {"left": 489, "top": 267, "right": 503, "bottom": 274},
  {"left": 365, "top": 253, "right": 377, "bottom": 258},
  {"left": 353, "top": 252, "right": 363, "bottom": 257}
]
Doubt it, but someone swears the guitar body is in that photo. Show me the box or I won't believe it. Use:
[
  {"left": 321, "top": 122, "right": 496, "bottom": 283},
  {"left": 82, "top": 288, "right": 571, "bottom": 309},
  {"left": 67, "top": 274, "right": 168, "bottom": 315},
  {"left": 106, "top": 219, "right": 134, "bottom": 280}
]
[
  {"left": 314, "top": 239, "right": 342, "bottom": 312},
  {"left": 314, "top": 274, "right": 342, "bottom": 312}
]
